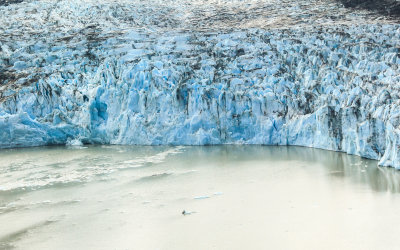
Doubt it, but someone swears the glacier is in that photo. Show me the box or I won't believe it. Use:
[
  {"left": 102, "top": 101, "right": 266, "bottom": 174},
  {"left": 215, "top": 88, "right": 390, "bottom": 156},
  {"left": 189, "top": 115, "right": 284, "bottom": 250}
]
[{"left": 1, "top": 0, "right": 400, "bottom": 168}]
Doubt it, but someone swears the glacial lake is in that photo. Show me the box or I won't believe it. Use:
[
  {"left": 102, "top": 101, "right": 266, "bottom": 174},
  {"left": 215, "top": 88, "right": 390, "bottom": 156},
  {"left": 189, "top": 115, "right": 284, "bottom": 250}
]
[{"left": 1, "top": 145, "right": 400, "bottom": 250}]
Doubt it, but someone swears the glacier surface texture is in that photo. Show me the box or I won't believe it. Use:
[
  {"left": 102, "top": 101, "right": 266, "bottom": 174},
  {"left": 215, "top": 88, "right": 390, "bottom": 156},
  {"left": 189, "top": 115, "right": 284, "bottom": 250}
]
[{"left": 1, "top": 0, "right": 400, "bottom": 168}]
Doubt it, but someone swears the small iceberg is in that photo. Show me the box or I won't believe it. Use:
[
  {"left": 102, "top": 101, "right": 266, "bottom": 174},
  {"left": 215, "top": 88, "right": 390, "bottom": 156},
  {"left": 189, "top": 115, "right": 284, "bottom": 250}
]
[
  {"left": 194, "top": 195, "right": 210, "bottom": 200},
  {"left": 66, "top": 138, "right": 83, "bottom": 146}
]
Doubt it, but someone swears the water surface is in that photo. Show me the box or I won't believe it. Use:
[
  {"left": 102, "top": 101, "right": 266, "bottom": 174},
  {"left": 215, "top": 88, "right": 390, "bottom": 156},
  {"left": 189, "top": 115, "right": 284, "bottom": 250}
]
[{"left": 1, "top": 145, "right": 400, "bottom": 250}]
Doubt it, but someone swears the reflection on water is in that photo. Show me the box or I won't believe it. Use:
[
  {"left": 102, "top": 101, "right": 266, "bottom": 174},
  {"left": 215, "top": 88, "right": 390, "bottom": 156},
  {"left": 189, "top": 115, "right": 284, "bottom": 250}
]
[
  {"left": 0, "top": 145, "right": 400, "bottom": 250},
  {"left": 142, "top": 145, "right": 400, "bottom": 193}
]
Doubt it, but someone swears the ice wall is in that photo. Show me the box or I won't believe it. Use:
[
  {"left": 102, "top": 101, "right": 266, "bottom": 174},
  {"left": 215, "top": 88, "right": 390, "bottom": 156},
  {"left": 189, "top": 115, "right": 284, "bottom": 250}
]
[{"left": 1, "top": 1, "right": 400, "bottom": 168}]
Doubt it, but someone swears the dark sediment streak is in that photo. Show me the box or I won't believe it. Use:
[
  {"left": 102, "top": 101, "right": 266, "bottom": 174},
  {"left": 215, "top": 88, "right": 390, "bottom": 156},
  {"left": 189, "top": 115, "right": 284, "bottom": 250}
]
[
  {"left": 339, "top": 0, "right": 400, "bottom": 17},
  {"left": 0, "top": 0, "right": 24, "bottom": 6}
]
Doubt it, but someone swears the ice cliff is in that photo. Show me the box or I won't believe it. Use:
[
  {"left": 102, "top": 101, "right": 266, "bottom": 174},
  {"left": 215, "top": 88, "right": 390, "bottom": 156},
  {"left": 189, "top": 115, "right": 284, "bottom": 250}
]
[{"left": 1, "top": 0, "right": 400, "bottom": 168}]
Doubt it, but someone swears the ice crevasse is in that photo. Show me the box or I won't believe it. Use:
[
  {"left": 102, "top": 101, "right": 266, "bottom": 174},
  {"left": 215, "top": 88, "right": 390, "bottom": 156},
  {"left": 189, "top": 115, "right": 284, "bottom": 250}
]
[{"left": 1, "top": 3, "right": 400, "bottom": 168}]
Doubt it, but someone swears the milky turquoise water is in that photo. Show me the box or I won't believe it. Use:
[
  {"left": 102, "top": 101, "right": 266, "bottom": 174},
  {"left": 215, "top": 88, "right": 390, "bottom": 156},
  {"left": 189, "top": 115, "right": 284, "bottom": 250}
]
[{"left": 1, "top": 145, "right": 400, "bottom": 250}]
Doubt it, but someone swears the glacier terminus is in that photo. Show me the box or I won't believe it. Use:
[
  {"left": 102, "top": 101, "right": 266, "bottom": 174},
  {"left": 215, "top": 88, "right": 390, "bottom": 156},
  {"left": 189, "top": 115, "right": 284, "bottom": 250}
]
[{"left": 1, "top": 0, "right": 400, "bottom": 168}]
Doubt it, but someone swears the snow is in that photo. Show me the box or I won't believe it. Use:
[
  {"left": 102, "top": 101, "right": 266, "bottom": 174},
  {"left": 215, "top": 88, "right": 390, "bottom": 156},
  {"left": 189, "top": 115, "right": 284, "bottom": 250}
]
[{"left": 1, "top": 0, "right": 400, "bottom": 168}]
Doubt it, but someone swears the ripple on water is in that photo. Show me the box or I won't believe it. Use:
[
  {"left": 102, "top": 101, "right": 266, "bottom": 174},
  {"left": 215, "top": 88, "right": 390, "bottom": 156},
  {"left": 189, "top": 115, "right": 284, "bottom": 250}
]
[
  {"left": 136, "top": 173, "right": 174, "bottom": 182},
  {"left": 0, "top": 219, "right": 60, "bottom": 249},
  {"left": 0, "top": 146, "right": 186, "bottom": 193}
]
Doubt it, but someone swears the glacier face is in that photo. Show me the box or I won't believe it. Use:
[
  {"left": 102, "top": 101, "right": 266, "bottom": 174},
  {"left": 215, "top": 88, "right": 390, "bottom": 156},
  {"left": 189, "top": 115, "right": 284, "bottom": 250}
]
[{"left": 1, "top": 0, "right": 400, "bottom": 168}]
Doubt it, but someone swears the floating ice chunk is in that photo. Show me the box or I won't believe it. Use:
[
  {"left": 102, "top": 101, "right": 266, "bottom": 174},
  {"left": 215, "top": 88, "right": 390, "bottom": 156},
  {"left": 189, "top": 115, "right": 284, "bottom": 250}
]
[
  {"left": 66, "top": 138, "right": 83, "bottom": 147},
  {"left": 194, "top": 196, "right": 210, "bottom": 200}
]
